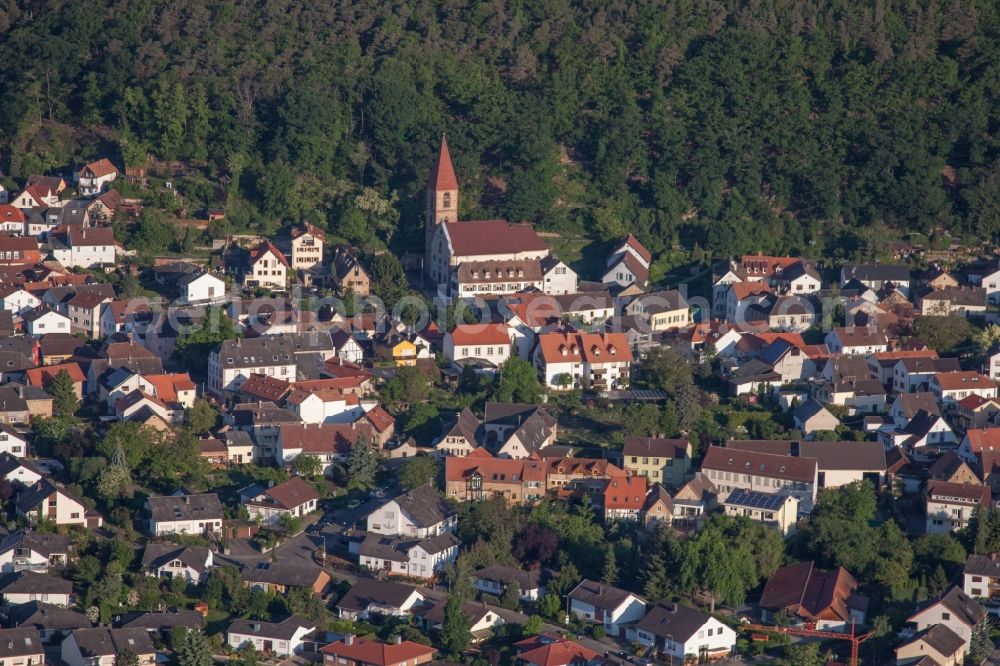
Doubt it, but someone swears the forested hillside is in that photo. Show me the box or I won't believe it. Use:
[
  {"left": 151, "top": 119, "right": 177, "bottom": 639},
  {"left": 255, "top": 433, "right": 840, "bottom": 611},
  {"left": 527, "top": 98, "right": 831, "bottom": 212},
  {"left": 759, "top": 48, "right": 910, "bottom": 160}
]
[{"left": 2, "top": 0, "right": 999, "bottom": 268}]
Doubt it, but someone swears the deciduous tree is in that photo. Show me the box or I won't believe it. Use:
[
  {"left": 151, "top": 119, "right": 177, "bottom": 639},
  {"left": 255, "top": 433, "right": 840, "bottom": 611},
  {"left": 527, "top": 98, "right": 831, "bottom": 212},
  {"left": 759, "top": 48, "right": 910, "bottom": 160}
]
[{"left": 398, "top": 455, "right": 438, "bottom": 490}]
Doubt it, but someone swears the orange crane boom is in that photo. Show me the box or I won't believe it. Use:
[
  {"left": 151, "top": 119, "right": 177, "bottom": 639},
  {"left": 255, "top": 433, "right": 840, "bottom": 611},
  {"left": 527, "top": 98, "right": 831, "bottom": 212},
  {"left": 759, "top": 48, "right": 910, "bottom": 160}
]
[{"left": 740, "top": 621, "right": 874, "bottom": 666}]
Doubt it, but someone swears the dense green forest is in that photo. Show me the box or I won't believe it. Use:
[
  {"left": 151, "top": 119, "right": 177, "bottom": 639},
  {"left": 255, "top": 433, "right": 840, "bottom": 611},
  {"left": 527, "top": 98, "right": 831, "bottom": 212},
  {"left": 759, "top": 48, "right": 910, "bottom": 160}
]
[{"left": 2, "top": 0, "right": 999, "bottom": 268}]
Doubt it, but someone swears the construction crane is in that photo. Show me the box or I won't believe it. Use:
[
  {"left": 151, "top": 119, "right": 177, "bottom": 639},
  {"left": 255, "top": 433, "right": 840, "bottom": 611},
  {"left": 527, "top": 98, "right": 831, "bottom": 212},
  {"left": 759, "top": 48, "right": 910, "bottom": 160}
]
[{"left": 739, "top": 620, "right": 874, "bottom": 666}]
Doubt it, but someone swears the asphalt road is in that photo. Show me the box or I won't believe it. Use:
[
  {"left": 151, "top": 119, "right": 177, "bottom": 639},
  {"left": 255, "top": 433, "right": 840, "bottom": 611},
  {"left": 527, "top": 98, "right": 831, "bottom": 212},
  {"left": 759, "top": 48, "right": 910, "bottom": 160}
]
[{"left": 217, "top": 499, "right": 633, "bottom": 660}]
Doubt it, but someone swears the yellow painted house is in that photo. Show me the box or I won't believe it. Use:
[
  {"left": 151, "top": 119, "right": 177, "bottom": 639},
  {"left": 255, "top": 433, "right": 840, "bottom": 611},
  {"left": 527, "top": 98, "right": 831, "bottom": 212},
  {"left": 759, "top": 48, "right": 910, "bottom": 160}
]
[
  {"left": 622, "top": 436, "right": 692, "bottom": 487},
  {"left": 625, "top": 290, "right": 690, "bottom": 332},
  {"left": 376, "top": 334, "right": 419, "bottom": 367}
]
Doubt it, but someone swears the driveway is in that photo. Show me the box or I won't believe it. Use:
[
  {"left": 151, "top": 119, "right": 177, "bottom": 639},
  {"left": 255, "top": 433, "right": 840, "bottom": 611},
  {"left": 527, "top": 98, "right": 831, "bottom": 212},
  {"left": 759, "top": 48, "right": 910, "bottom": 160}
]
[{"left": 322, "top": 495, "right": 387, "bottom": 532}]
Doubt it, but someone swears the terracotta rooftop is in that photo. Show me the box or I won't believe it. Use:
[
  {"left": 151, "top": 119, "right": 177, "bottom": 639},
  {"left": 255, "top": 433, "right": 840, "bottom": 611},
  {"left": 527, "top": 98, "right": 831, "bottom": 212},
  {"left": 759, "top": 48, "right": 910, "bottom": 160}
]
[
  {"left": 444, "top": 220, "right": 548, "bottom": 257},
  {"left": 427, "top": 134, "right": 458, "bottom": 191}
]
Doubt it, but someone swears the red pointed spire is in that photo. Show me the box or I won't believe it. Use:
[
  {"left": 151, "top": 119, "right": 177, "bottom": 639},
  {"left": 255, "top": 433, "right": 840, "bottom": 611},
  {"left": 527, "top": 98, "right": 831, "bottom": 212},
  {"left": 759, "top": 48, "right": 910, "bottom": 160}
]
[{"left": 427, "top": 133, "right": 458, "bottom": 191}]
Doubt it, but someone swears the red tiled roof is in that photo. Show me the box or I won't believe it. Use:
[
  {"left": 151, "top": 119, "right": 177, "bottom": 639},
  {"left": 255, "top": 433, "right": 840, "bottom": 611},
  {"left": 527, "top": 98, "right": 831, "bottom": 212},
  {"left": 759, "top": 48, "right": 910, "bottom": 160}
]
[
  {"left": 257, "top": 476, "right": 319, "bottom": 510},
  {"left": 321, "top": 638, "right": 435, "bottom": 666},
  {"left": 760, "top": 562, "right": 860, "bottom": 623},
  {"left": 239, "top": 373, "right": 292, "bottom": 401},
  {"left": 364, "top": 405, "right": 395, "bottom": 432},
  {"left": 281, "top": 423, "right": 373, "bottom": 455},
  {"left": 518, "top": 639, "right": 598, "bottom": 666},
  {"left": 68, "top": 290, "right": 110, "bottom": 309},
  {"left": 445, "top": 456, "right": 547, "bottom": 483},
  {"left": 537, "top": 331, "right": 583, "bottom": 363},
  {"left": 744, "top": 332, "right": 807, "bottom": 349},
  {"left": 964, "top": 428, "right": 1000, "bottom": 453},
  {"left": 444, "top": 220, "right": 548, "bottom": 257},
  {"left": 21, "top": 184, "right": 51, "bottom": 204},
  {"left": 0, "top": 205, "right": 25, "bottom": 224},
  {"left": 831, "top": 326, "right": 887, "bottom": 347},
  {"left": 622, "top": 234, "right": 652, "bottom": 264},
  {"left": 68, "top": 226, "right": 115, "bottom": 247},
  {"left": 21, "top": 275, "right": 92, "bottom": 293},
  {"left": 926, "top": 479, "right": 991, "bottom": 504},
  {"left": 249, "top": 241, "right": 289, "bottom": 267},
  {"left": 0, "top": 236, "right": 39, "bottom": 252},
  {"left": 934, "top": 371, "right": 997, "bottom": 392},
  {"left": 618, "top": 251, "right": 649, "bottom": 285},
  {"left": 81, "top": 158, "right": 117, "bottom": 179},
  {"left": 291, "top": 223, "right": 326, "bottom": 240},
  {"left": 322, "top": 358, "right": 373, "bottom": 381},
  {"left": 738, "top": 254, "right": 801, "bottom": 275},
  {"left": 702, "top": 445, "right": 816, "bottom": 483},
  {"left": 105, "top": 341, "right": 156, "bottom": 360},
  {"left": 103, "top": 299, "right": 152, "bottom": 324},
  {"left": 505, "top": 294, "right": 562, "bottom": 328},
  {"left": 537, "top": 331, "right": 632, "bottom": 365},
  {"left": 449, "top": 323, "right": 511, "bottom": 346},
  {"left": 730, "top": 281, "right": 774, "bottom": 300},
  {"left": 427, "top": 134, "right": 458, "bottom": 191},
  {"left": 871, "top": 349, "right": 938, "bottom": 362},
  {"left": 603, "top": 475, "right": 647, "bottom": 510},
  {"left": 143, "top": 373, "right": 196, "bottom": 402},
  {"left": 25, "top": 362, "right": 85, "bottom": 387},
  {"left": 545, "top": 457, "right": 626, "bottom": 478},
  {"left": 958, "top": 395, "right": 1000, "bottom": 411},
  {"left": 577, "top": 332, "right": 632, "bottom": 363},
  {"left": 295, "top": 376, "right": 368, "bottom": 393}
]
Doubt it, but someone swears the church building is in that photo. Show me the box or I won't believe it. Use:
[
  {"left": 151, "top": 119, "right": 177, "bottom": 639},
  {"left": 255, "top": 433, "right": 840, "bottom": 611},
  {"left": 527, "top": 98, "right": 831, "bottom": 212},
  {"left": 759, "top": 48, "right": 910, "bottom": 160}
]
[{"left": 424, "top": 136, "right": 572, "bottom": 298}]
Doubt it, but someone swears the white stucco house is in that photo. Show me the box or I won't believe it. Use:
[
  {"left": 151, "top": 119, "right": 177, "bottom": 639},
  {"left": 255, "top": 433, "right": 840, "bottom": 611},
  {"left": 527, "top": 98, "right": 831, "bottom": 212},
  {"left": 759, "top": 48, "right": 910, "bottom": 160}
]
[
  {"left": 146, "top": 493, "right": 224, "bottom": 536},
  {"left": 635, "top": 603, "right": 736, "bottom": 661},
  {"left": 568, "top": 579, "right": 647, "bottom": 637},
  {"left": 227, "top": 616, "right": 315, "bottom": 657},
  {"left": 178, "top": 272, "right": 226, "bottom": 305}
]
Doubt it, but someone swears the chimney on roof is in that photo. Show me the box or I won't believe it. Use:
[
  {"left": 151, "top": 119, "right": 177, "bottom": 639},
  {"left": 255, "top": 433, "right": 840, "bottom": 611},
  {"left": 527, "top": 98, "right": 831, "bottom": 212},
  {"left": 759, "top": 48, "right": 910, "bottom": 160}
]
[
  {"left": 344, "top": 635, "right": 354, "bottom": 646},
  {"left": 393, "top": 635, "right": 402, "bottom": 645}
]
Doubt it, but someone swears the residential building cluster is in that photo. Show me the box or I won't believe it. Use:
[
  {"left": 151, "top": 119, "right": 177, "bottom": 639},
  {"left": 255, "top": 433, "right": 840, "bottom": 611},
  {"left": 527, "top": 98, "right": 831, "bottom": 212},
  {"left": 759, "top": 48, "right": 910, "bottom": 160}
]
[{"left": 4, "top": 139, "right": 1000, "bottom": 666}]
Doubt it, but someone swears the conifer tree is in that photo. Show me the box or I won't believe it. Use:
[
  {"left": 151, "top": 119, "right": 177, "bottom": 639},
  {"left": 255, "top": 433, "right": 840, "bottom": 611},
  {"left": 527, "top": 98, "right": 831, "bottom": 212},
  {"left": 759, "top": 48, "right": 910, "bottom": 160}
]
[{"left": 50, "top": 369, "right": 79, "bottom": 418}]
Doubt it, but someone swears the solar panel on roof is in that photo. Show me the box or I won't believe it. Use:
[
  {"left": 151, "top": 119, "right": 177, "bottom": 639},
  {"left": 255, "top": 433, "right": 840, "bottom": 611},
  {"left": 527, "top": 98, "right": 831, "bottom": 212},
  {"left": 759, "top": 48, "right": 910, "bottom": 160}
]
[{"left": 726, "top": 489, "right": 788, "bottom": 511}]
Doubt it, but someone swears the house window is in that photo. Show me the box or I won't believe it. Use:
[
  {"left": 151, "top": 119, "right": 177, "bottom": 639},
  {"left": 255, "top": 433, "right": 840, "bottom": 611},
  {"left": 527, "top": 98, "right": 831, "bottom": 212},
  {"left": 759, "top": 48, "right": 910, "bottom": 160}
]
[{"left": 443, "top": 192, "right": 452, "bottom": 209}]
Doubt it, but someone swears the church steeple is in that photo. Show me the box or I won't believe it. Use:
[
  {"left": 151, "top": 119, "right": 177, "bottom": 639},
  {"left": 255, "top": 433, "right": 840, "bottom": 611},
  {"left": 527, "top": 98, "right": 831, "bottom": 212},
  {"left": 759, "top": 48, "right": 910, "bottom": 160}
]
[
  {"left": 425, "top": 134, "right": 459, "bottom": 282},
  {"left": 427, "top": 133, "right": 458, "bottom": 192}
]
